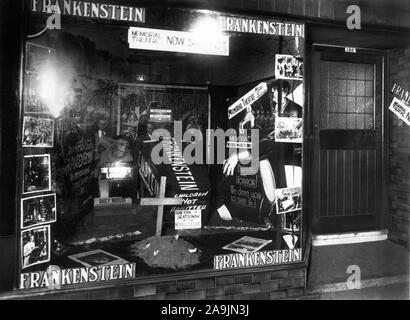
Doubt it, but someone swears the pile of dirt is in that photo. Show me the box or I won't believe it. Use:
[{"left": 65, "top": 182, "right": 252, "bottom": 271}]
[{"left": 130, "top": 235, "right": 200, "bottom": 269}]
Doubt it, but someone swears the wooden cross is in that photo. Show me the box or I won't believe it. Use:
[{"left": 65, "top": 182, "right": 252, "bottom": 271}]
[{"left": 139, "top": 176, "right": 183, "bottom": 236}]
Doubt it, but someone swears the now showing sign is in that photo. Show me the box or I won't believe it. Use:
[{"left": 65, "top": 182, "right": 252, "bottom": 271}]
[
  {"left": 128, "top": 27, "right": 229, "bottom": 56},
  {"left": 228, "top": 82, "right": 267, "bottom": 119}
]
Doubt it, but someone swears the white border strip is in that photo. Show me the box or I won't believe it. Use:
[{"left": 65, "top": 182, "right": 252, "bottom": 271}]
[{"left": 312, "top": 230, "right": 388, "bottom": 246}]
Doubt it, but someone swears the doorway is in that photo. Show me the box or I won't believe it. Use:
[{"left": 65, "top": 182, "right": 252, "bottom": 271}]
[{"left": 310, "top": 45, "right": 385, "bottom": 234}]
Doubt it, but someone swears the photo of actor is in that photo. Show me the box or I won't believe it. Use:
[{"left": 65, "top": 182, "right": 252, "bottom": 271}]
[
  {"left": 23, "top": 234, "right": 36, "bottom": 267},
  {"left": 22, "top": 226, "right": 50, "bottom": 269},
  {"left": 271, "top": 79, "right": 302, "bottom": 118}
]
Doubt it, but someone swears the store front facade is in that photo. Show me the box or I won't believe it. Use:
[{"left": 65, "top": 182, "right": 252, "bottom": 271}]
[{"left": 0, "top": 0, "right": 409, "bottom": 300}]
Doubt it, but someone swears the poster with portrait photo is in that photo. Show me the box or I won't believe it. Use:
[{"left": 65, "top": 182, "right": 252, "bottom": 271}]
[
  {"left": 21, "top": 194, "right": 56, "bottom": 229},
  {"left": 275, "top": 54, "right": 303, "bottom": 80},
  {"left": 274, "top": 117, "right": 303, "bottom": 143},
  {"left": 68, "top": 249, "right": 129, "bottom": 267},
  {"left": 21, "top": 225, "right": 50, "bottom": 269},
  {"left": 23, "top": 154, "right": 51, "bottom": 194},
  {"left": 22, "top": 116, "right": 54, "bottom": 148},
  {"left": 276, "top": 187, "right": 302, "bottom": 214}
]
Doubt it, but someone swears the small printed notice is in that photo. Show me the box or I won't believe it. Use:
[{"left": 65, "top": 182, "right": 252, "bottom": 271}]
[
  {"left": 175, "top": 209, "right": 201, "bottom": 230},
  {"left": 389, "top": 97, "right": 410, "bottom": 126},
  {"left": 226, "top": 141, "right": 253, "bottom": 149},
  {"left": 222, "top": 236, "right": 272, "bottom": 254}
]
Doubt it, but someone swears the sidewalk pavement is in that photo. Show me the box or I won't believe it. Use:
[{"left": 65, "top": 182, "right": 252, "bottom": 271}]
[{"left": 305, "top": 239, "right": 409, "bottom": 300}]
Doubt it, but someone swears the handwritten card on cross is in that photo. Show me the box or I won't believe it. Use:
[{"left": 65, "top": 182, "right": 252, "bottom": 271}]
[{"left": 139, "top": 176, "right": 183, "bottom": 236}]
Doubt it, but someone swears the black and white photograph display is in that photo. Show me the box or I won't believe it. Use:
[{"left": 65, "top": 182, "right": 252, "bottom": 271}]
[
  {"left": 275, "top": 54, "right": 304, "bottom": 80},
  {"left": 21, "top": 225, "right": 50, "bottom": 269},
  {"left": 0, "top": 0, "right": 408, "bottom": 302},
  {"left": 274, "top": 117, "right": 303, "bottom": 143},
  {"left": 21, "top": 194, "right": 56, "bottom": 229},
  {"left": 276, "top": 187, "right": 302, "bottom": 214},
  {"left": 22, "top": 116, "right": 54, "bottom": 147},
  {"left": 22, "top": 154, "right": 51, "bottom": 194}
]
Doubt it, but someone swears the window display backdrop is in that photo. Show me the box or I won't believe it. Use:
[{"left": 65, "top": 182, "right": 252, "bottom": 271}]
[{"left": 18, "top": 7, "right": 305, "bottom": 290}]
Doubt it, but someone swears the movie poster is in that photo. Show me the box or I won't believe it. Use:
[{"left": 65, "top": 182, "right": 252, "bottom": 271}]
[
  {"left": 55, "top": 122, "right": 97, "bottom": 224},
  {"left": 117, "top": 83, "right": 209, "bottom": 138},
  {"left": 221, "top": 83, "right": 270, "bottom": 224}
]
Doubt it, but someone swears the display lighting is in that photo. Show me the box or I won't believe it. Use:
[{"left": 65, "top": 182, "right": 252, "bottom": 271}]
[
  {"left": 36, "top": 60, "right": 73, "bottom": 118},
  {"left": 190, "top": 16, "right": 224, "bottom": 44},
  {"left": 101, "top": 162, "right": 132, "bottom": 179}
]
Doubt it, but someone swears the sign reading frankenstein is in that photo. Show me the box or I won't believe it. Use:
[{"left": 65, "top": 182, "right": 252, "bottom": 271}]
[
  {"left": 214, "top": 249, "right": 302, "bottom": 270},
  {"left": 219, "top": 15, "right": 305, "bottom": 38},
  {"left": 20, "top": 263, "right": 136, "bottom": 289},
  {"left": 31, "top": 0, "right": 145, "bottom": 23},
  {"left": 390, "top": 83, "right": 410, "bottom": 126}
]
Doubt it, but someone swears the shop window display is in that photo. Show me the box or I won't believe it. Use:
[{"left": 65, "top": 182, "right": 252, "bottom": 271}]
[{"left": 18, "top": 6, "right": 305, "bottom": 289}]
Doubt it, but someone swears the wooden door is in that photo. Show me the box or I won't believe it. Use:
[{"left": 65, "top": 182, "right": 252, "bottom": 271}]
[{"left": 311, "top": 46, "right": 384, "bottom": 233}]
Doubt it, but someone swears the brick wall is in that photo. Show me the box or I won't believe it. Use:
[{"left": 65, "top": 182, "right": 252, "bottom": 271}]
[
  {"left": 388, "top": 46, "right": 410, "bottom": 248},
  {"left": 2, "top": 267, "right": 306, "bottom": 300}
]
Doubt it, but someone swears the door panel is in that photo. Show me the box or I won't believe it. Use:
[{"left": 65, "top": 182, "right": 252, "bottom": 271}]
[{"left": 311, "top": 47, "right": 384, "bottom": 234}]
